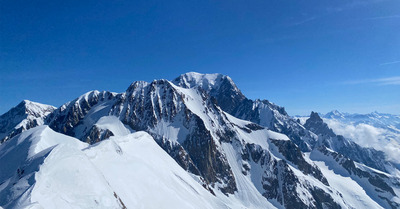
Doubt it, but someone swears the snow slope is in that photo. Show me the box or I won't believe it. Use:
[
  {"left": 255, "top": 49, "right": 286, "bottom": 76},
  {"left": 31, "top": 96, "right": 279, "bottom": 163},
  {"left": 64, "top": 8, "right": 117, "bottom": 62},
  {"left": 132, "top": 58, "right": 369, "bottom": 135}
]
[
  {"left": 304, "top": 153, "right": 384, "bottom": 209},
  {"left": 0, "top": 126, "right": 237, "bottom": 209}
]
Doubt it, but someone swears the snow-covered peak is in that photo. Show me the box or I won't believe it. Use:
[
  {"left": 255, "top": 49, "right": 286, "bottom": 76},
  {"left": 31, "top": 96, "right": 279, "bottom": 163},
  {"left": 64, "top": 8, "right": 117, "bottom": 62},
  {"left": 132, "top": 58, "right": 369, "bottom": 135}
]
[
  {"left": 324, "top": 110, "right": 346, "bottom": 119},
  {"left": 0, "top": 101, "right": 56, "bottom": 143},
  {"left": 2, "top": 100, "right": 56, "bottom": 119},
  {"left": 19, "top": 100, "right": 56, "bottom": 118},
  {"left": 172, "top": 72, "right": 238, "bottom": 91},
  {"left": 126, "top": 80, "right": 149, "bottom": 93}
]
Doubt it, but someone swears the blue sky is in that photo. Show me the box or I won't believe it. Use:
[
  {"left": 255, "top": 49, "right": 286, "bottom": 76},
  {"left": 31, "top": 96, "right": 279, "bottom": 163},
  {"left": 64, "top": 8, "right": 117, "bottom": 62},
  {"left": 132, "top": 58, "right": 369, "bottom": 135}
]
[{"left": 1, "top": 0, "right": 399, "bottom": 116}]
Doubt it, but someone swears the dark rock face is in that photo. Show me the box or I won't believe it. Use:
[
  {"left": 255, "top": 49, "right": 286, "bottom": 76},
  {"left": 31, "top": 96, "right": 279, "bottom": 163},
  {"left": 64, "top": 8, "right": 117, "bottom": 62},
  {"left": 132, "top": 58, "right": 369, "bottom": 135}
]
[
  {"left": 242, "top": 143, "right": 340, "bottom": 209},
  {"left": 309, "top": 187, "right": 341, "bottom": 209},
  {"left": 183, "top": 116, "right": 237, "bottom": 194},
  {"left": 156, "top": 137, "right": 201, "bottom": 176},
  {"left": 335, "top": 136, "right": 388, "bottom": 172},
  {"left": 270, "top": 139, "right": 329, "bottom": 186},
  {"left": 208, "top": 77, "right": 246, "bottom": 114},
  {"left": 85, "top": 126, "right": 115, "bottom": 144},
  {"left": 304, "top": 112, "right": 336, "bottom": 138},
  {"left": 111, "top": 80, "right": 181, "bottom": 131}
]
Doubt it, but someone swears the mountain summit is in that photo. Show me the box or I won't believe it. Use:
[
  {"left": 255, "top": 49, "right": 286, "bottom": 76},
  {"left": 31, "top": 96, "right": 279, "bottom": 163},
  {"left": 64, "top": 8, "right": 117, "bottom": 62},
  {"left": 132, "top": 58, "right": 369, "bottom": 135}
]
[{"left": 0, "top": 100, "right": 55, "bottom": 143}]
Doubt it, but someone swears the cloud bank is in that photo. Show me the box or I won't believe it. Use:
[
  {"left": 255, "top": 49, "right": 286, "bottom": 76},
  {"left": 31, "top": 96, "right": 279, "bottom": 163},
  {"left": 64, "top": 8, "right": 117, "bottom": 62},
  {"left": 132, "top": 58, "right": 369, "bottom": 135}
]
[{"left": 324, "top": 119, "right": 400, "bottom": 162}]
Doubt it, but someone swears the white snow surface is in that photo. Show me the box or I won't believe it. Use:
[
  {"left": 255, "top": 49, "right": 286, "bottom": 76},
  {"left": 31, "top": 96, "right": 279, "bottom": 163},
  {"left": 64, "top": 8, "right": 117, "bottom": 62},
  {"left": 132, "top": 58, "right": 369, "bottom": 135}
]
[
  {"left": 0, "top": 126, "right": 249, "bottom": 209},
  {"left": 84, "top": 132, "right": 226, "bottom": 209},
  {"left": 95, "top": 116, "right": 132, "bottom": 136}
]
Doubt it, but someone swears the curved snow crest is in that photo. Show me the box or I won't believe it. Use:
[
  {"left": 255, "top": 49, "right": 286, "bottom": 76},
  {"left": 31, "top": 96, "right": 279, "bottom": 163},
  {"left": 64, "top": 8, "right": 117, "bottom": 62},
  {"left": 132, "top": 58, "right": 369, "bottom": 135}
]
[
  {"left": 0, "top": 126, "right": 92, "bottom": 208},
  {"left": 0, "top": 126, "right": 87, "bottom": 159},
  {"left": 0, "top": 129, "right": 230, "bottom": 209},
  {"left": 95, "top": 116, "right": 132, "bottom": 136}
]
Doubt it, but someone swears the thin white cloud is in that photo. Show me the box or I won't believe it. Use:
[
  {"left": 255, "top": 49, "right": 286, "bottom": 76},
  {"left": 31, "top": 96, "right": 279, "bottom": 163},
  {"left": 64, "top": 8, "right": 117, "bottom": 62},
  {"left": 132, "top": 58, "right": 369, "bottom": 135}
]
[
  {"left": 343, "top": 76, "right": 400, "bottom": 85},
  {"left": 380, "top": 60, "right": 400, "bottom": 66},
  {"left": 376, "top": 77, "right": 400, "bottom": 85},
  {"left": 366, "top": 15, "right": 400, "bottom": 20},
  {"left": 326, "top": 0, "right": 386, "bottom": 13},
  {"left": 289, "top": 17, "right": 317, "bottom": 26}
]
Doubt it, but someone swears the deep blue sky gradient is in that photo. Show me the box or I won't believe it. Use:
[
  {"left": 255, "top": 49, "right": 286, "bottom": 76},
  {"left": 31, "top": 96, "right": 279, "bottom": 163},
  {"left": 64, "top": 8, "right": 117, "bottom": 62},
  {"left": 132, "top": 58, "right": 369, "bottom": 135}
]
[{"left": 1, "top": 0, "right": 399, "bottom": 115}]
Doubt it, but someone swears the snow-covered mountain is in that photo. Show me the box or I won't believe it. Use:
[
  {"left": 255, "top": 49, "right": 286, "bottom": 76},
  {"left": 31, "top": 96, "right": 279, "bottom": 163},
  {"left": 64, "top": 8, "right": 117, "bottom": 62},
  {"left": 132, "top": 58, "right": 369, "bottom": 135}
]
[
  {"left": 1, "top": 72, "right": 400, "bottom": 209},
  {"left": 323, "top": 110, "right": 400, "bottom": 132},
  {"left": 0, "top": 100, "right": 55, "bottom": 143},
  {"left": 322, "top": 110, "right": 400, "bottom": 137}
]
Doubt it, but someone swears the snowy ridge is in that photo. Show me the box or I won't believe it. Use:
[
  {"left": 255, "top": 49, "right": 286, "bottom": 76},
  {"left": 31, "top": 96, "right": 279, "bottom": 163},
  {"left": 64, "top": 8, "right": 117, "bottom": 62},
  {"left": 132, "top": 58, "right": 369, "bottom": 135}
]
[{"left": 0, "top": 126, "right": 229, "bottom": 209}]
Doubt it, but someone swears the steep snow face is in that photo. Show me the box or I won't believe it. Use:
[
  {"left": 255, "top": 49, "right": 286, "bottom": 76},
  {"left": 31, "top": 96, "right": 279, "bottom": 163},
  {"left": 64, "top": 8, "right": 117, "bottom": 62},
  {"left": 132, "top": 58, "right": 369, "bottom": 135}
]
[
  {"left": 0, "top": 127, "right": 231, "bottom": 209},
  {"left": 304, "top": 152, "right": 386, "bottom": 209},
  {"left": 309, "top": 147, "right": 400, "bottom": 209},
  {"left": 0, "top": 100, "right": 56, "bottom": 143}
]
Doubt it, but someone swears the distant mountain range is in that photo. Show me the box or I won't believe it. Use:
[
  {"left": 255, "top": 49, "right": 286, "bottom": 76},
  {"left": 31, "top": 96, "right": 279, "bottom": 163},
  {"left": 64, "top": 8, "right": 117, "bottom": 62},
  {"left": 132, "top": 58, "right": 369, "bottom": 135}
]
[
  {"left": 1, "top": 72, "right": 399, "bottom": 209},
  {"left": 323, "top": 110, "right": 400, "bottom": 133},
  {"left": 297, "top": 110, "right": 400, "bottom": 165}
]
